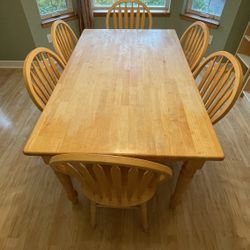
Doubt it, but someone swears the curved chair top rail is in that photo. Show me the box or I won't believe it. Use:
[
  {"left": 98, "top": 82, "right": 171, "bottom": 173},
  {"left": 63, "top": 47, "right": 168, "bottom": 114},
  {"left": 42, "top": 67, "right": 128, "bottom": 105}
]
[
  {"left": 50, "top": 153, "right": 172, "bottom": 207},
  {"left": 51, "top": 20, "right": 78, "bottom": 64},
  {"left": 193, "top": 51, "right": 243, "bottom": 124},
  {"left": 106, "top": 0, "right": 153, "bottom": 29},
  {"left": 23, "top": 47, "right": 65, "bottom": 111},
  {"left": 180, "top": 21, "right": 209, "bottom": 72}
]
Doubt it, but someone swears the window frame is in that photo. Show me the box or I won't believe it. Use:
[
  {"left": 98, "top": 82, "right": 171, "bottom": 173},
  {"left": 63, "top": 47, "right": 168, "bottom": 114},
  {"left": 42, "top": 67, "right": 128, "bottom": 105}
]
[
  {"left": 93, "top": 0, "right": 171, "bottom": 12},
  {"left": 36, "top": 0, "right": 73, "bottom": 20},
  {"left": 185, "top": 0, "right": 226, "bottom": 21}
]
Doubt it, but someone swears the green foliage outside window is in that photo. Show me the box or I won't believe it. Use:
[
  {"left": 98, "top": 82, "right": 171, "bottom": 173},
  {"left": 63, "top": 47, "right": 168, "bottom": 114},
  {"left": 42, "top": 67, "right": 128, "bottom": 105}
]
[
  {"left": 192, "top": 0, "right": 206, "bottom": 11},
  {"left": 94, "top": 0, "right": 166, "bottom": 7},
  {"left": 191, "top": 0, "right": 225, "bottom": 16},
  {"left": 36, "top": 0, "right": 169, "bottom": 15},
  {"left": 36, "top": 0, "right": 68, "bottom": 16}
]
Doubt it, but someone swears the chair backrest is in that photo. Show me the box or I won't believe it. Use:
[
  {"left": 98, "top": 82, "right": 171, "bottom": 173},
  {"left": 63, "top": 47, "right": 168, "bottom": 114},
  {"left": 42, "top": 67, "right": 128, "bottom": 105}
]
[
  {"left": 106, "top": 0, "right": 152, "bottom": 29},
  {"left": 50, "top": 154, "right": 172, "bottom": 207},
  {"left": 51, "top": 20, "right": 78, "bottom": 64},
  {"left": 23, "top": 47, "right": 65, "bottom": 111},
  {"left": 193, "top": 51, "right": 243, "bottom": 124},
  {"left": 180, "top": 21, "right": 209, "bottom": 72}
]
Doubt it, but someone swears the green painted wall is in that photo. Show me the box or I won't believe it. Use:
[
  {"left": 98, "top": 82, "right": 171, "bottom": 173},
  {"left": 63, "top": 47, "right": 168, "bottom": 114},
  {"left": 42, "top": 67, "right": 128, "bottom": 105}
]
[
  {"left": 224, "top": 0, "right": 250, "bottom": 53},
  {"left": 0, "top": 0, "right": 248, "bottom": 60},
  {"left": 0, "top": 0, "right": 35, "bottom": 60},
  {"left": 21, "top": 0, "right": 80, "bottom": 50}
]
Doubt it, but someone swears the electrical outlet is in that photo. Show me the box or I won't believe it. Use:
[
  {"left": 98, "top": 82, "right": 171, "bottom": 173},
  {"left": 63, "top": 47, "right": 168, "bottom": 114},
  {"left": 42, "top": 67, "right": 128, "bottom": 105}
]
[
  {"left": 209, "top": 35, "right": 213, "bottom": 45},
  {"left": 47, "top": 34, "right": 52, "bottom": 43}
]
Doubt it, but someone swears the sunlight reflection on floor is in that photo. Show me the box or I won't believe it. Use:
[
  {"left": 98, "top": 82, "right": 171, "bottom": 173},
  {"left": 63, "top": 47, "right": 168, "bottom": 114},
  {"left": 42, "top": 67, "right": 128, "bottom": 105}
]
[{"left": 0, "top": 109, "right": 12, "bottom": 129}]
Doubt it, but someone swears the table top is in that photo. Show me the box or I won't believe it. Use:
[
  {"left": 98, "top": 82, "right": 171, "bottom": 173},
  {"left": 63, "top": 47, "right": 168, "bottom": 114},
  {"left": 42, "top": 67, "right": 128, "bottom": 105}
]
[{"left": 24, "top": 29, "right": 224, "bottom": 160}]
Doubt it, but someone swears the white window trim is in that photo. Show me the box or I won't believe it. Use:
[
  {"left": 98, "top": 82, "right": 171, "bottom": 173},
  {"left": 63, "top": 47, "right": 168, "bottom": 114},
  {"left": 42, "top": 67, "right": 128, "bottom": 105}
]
[
  {"left": 93, "top": 0, "right": 171, "bottom": 11},
  {"left": 185, "top": 0, "right": 225, "bottom": 20},
  {"left": 37, "top": 0, "right": 73, "bottom": 20}
]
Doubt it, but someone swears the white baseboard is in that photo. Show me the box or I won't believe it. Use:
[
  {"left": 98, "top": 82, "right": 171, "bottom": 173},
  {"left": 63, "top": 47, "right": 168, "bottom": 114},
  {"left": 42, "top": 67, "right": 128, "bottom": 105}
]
[{"left": 0, "top": 61, "right": 24, "bottom": 68}]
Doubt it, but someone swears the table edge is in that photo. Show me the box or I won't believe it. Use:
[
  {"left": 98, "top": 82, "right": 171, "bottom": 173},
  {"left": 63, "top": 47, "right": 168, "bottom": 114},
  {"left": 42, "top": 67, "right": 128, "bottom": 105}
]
[{"left": 23, "top": 149, "right": 225, "bottom": 162}]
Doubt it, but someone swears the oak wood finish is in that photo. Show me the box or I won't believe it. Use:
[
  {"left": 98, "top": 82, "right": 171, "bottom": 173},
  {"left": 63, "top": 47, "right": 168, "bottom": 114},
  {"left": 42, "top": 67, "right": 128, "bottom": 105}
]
[
  {"left": 50, "top": 153, "right": 172, "bottom": 231},
  {"left": 53, "top": 170, "right": 78, "bottom": 204},
  {"left": 51, "top": 20, "right": 78, "bottom": 64},
  {"left": 1, "top": 69, "right": 250, "bottom": 249},
  {"left": 24, "top": 29, "right": 224, "bottom": 206},
  {"left": 180, "top": 21, "right": 209, "bottom": 72},
  {"left": 23, "top": 47, "right": 65, "bottom": 111},
  {"left": 193, "top": 51, "right": 243, "bottom": 124},
  {"left": 24, "top": 30, "right": 223, "bottom": 160},
  {"left": 106, "top": 0, "right": 152, "bottom": 29},
  {"left": 170, "top": 159, "right": 205, "bottom": 208}
]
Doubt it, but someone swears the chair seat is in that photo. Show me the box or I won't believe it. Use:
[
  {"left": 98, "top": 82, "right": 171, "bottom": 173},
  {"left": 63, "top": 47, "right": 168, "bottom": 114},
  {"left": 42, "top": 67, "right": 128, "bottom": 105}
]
[{"left": 85, "top": 187, "right": 156, "bottom": 208}]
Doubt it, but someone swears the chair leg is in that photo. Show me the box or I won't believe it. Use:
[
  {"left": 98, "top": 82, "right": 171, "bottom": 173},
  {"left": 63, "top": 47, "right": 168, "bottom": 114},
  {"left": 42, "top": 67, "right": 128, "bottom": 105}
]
[
  {"left": 140, "top": 203, "right": 148, "bottom": 232},
  {"left": 90, "top": 201, "right": 96, "bottom": 228}
]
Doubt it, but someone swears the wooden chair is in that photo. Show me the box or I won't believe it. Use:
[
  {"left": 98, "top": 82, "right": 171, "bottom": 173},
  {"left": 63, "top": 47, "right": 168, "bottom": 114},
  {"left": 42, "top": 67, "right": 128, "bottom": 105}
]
[
  {"left": 106, "top": 0, "right": 152, "bottom": 29},
  {"left": 49, "top": 153, "right": 172, "bottom": 231},
  {"left": 180, "top": 21, "right": 209, "bottom": 72},
  {"left": 23, "top": 47, "right": 65, "bottom": 111},
  {"left": 51, "top": 20, "right": 78, "bottom": 64},
  {"left": 193, "top": 51, "right": 243, "bottom": 124}
]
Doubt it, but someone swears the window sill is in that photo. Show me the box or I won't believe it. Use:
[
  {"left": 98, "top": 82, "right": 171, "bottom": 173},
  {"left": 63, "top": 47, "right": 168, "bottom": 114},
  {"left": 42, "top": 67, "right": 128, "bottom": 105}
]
[
  {"left": 180, "top": 13, "right": 220, "bottom": 29},
  {"left": 41, "top": 12, "right": 78, "bottom": 28},
  {"left": 93, "top": 9, "right": 170, "bottom": 17}
]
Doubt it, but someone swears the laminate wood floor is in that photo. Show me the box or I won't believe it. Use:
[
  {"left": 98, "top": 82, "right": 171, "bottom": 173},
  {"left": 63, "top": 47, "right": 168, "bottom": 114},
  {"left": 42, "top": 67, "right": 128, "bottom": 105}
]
[{"left": 0, "top": 69, "right": 249, "bottom": 250}]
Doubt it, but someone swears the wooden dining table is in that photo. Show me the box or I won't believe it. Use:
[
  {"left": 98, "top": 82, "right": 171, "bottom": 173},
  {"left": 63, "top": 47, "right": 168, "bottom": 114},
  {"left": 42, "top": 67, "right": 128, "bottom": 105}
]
[{"left": 24, "top": 29, "right": 224, "bottom": 207}]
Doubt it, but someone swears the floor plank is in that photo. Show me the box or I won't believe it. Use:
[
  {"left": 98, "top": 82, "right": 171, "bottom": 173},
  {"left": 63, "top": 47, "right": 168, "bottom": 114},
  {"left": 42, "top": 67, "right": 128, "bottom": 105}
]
[{"left": 0, "top": 69, "right": 249, "bottom": 250}]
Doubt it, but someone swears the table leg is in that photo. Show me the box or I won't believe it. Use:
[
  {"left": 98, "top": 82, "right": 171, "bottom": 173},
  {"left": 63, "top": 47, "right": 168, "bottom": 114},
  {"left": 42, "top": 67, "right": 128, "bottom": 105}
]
[
  {"left": 42, "top": 156, "right": 78, "bottom": 204},
  {"left": 170, "top": 159, "right": 205, "bottom": 208},
  {"left": 42, "top": 156, "right": 51, "bottom": 164},
  {"left": 53, "top": 171, "right": 78, "bottom": 204}
]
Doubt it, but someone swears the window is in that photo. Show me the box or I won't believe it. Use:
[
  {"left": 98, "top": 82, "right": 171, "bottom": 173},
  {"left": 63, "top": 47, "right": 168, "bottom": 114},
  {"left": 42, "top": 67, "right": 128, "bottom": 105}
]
[
  {"left": 94, "top": 0, "right": 171, "bottom": 11},
  {"left": 186, "top": 0, "right": 226, "bottom": 20},
  {"left": 36, "top": 0, "right": 73, "bottom": 19}
]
